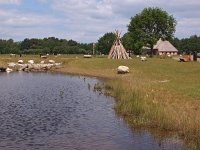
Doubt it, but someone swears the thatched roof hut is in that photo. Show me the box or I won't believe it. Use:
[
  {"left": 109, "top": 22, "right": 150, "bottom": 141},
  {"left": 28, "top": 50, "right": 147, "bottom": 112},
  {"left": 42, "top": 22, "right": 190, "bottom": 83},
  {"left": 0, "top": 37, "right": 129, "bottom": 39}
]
[{"left": 154, "top": 39, "right": 178, "bottom": 55}]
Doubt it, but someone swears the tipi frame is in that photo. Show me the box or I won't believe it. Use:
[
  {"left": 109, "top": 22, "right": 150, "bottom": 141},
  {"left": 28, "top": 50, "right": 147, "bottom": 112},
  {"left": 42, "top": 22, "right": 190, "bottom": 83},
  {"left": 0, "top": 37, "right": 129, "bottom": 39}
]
[{"left": 108, "top": 30, "right": 129, "bottom": 59}]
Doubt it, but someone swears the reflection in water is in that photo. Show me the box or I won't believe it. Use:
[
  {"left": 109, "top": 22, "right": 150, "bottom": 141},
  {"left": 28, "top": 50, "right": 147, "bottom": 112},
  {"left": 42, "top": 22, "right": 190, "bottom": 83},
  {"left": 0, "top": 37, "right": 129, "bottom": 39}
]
[{"left": 0, "top": 72, "right": 185, "bottom": 150}]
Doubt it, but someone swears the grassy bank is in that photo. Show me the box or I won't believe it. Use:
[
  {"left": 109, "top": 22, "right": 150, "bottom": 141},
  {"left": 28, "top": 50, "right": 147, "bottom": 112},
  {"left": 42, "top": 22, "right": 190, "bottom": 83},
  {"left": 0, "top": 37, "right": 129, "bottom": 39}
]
[{"left": 1, "top": 54, "right": 200, "bottom": 148}]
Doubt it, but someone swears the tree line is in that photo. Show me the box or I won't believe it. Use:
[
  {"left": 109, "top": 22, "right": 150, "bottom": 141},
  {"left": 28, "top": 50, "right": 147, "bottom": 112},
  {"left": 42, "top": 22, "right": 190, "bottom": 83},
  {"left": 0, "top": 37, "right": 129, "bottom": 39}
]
[{"left": 0, "top": 37, "right": 93, "bottom": 55}]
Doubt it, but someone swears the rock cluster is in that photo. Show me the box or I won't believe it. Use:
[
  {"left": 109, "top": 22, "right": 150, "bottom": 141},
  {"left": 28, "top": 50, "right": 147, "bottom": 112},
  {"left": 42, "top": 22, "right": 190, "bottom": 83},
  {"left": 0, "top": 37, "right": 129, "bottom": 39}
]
[{"left": 7, "top": 60, "right": 62, "bottom": 72}]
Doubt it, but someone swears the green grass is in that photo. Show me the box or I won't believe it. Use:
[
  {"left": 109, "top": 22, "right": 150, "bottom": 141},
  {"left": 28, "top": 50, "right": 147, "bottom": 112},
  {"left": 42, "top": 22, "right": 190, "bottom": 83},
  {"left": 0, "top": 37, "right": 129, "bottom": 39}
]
[{"left": 1, "top": 54, "right": 200, "bottom": 148}]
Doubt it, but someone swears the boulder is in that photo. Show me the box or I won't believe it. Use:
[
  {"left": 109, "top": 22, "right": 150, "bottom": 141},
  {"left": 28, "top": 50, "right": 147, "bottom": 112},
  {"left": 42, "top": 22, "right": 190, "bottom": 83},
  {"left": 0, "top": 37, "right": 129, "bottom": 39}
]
[
  {"left": 84, "top": 55, "right": 92, "bottom": 58},
  {"left": 55, "top": 63, "right": 61, "bottom": 66},
  {"left": 117, "top": 66, "right": 129, "bottom": 74},
  {"left": 48, "top": 60, "right": 55, "bottom": 64},
  {"left": 140, "top": 56, "right": 147, "bottom": 61},
  {"left": 6, "top": 68, "right": 13, "bottom": 73},
  {"left": 41, "top": 55, "right": 47, "bottom": 59},
  {"left": 18, "top": 60, "right": 23, "bottom": 64},
  {"left": 8, "top": 62, "right": 16, "bottom": 68},
  {"left": 18, "top": 64, "right": 28, "bottom": 71},
  {"left": 28, "top": 60, "right": 34, "bottom": 64}
]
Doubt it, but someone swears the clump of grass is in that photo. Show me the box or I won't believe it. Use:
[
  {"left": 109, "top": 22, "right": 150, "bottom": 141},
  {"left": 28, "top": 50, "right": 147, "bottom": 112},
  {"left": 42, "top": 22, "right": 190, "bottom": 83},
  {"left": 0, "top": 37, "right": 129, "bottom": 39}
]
[{"left": 93, "top": 83, "right": 103, "bottom": 92}]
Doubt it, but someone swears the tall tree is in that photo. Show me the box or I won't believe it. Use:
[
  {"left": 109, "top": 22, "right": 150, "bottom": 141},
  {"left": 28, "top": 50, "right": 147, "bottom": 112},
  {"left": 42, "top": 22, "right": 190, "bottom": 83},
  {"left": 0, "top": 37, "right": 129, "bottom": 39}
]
[
  {"left": 122, "top": 32, "right": 143, "bottom": 55},
  {"left": 128, "top": 7, "right": 177, "bottom": 55},
  {"left": 96, "top": 32, "right": 115, "bottom": 54}
]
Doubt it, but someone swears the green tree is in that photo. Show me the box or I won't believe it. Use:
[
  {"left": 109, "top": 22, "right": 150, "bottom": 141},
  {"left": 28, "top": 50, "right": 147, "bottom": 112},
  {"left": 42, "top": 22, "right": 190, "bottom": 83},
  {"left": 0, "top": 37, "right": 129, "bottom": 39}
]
[
  {"left": 180, "top": 35, "right": 200, "bottom": 54},
  {"left": 122, "top": 32, "right": 143, "bottom": 55},
  {"left": 96, "top": 32, "right": 115, "bottom": 54},
  {"left": 171, "top": 35, "right": 200, "bottom": 54},
  {"left": 128, "top": 7, "right": 177, "bottom": 55},
  {"left": 0, "top": 39, "right": 20, "bottom": 54}
]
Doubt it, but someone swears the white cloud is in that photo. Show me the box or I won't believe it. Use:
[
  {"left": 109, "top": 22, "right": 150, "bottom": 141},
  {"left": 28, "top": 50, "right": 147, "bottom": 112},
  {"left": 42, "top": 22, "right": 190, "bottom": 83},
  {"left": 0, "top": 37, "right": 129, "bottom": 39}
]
[
  {"left": 0, "top": 0, "right": 22, "bottom": 5},
  {"left": 0, "top": 9, "right": 59, "bottom": 26}
]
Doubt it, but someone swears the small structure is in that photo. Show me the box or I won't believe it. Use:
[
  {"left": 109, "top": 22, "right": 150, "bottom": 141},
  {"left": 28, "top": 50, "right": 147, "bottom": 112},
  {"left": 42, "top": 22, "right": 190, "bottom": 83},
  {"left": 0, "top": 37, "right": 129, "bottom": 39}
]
[
  {"left": 154, "top": 39, "right": 178, "bottom": 56},
  {"left": 108, "top": 30, "right": 130, "bottom": 59}
]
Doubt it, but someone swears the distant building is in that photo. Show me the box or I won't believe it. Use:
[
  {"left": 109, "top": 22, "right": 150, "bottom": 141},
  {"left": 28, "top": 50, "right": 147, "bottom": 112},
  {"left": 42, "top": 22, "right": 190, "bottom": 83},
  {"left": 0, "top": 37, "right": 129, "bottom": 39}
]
[
  {"left": 142, "top": 39, "right": 178, "bottom": 55},
  {"left": 153, "top": 39, "right": 178, "bottom": 55}
]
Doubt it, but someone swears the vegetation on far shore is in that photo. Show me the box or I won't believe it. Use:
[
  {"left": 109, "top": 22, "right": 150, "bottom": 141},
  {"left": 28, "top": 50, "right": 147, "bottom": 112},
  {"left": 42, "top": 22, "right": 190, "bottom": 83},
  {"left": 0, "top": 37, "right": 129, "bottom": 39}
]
[{"left": 1, "top": 54, "right": 200, "bottom": 148}]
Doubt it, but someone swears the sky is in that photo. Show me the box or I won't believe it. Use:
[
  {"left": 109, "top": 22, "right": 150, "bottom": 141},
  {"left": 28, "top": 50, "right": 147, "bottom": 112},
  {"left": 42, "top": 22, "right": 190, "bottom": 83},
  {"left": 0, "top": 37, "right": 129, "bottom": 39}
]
[{"left": 0, "top": 0, "right": 200, "bottom": 43}]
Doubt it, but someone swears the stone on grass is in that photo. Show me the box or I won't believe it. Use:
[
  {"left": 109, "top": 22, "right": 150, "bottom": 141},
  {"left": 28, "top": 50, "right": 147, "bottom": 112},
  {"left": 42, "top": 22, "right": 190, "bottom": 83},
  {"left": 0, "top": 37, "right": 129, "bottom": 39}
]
[
  {"left": 117, "top": 66, "right": 129, "bottom": 74},
  {"left": 18, "top": 60, "right": 23, "bottom": 64},
  {"left": 84, "top": 55, "right": 92, "bottom": 58},
  {"left": 28, "top": 60, "right": 34, "bottom": 64},
  {"left": 8, "top": 62, "right": 16, "bottom": 68},
  {"left": 48, "top": 60, "right": 55, "bottom": 64},
  {"left": 140, "top": 56, "right": 147, "bottom": 61}
]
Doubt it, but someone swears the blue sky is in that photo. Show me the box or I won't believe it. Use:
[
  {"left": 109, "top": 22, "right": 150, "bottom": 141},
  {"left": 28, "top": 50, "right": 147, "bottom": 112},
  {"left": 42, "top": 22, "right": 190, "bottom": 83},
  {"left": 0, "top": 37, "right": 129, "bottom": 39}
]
[{"left": 0, "top": 0, "right": 200, "bottom": 43}]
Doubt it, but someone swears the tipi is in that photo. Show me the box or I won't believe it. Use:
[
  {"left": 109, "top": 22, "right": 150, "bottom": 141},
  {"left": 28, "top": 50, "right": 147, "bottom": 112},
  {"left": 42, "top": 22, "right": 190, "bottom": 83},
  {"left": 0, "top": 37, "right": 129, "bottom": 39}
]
[{"left": 108, "top": 31, "right": 129, "bottom": 59}]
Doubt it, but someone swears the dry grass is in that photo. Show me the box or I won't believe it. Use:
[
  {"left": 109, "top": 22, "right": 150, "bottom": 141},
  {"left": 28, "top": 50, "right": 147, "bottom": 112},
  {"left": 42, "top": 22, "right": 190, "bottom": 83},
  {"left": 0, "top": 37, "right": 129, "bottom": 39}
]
[{"left": 1, "top": 54, "right": 200, "bottom": 148}]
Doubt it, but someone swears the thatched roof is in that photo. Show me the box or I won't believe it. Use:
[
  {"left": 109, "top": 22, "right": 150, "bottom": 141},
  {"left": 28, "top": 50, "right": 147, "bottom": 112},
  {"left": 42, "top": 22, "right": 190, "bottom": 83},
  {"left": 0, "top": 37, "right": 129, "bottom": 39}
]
[{"left": 153, "top": 39, "right": 178, "bottom": 52}]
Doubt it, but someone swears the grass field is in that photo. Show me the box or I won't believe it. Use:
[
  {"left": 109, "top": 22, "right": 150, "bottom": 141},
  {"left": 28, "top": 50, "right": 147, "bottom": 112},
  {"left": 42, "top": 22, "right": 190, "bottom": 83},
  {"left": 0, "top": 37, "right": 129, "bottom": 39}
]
[{"left": 1, "top": 54, "right": 200, "bottom": 148}]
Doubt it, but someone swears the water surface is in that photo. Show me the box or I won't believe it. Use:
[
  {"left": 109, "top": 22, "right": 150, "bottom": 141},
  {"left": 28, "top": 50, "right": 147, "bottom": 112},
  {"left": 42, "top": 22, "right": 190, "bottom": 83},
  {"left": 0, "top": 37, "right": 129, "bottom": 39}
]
[{"left": 0, "top": 72, "right": 185, "bottom": 150}]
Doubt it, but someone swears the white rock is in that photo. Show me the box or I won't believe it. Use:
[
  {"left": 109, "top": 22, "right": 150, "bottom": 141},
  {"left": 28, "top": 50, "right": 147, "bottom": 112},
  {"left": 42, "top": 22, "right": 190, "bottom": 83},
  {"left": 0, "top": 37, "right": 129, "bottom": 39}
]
[
  {"left": 41, "top": 55, "right": 47, "bottom": 58},
  {"left": 48, "top": 60, "right": 55, "bottom": 64},
  {"left": 18, "top": 64, "right": 28, "bottom": 71},
  {"left": 40, "top": 61, "right": 45, "bottom": 64},
  {"left": 117, "top": 66, "right": 129, "bottom": 74},
  {"left": 8, "top": 62, "right": 16, "bottom": 68},
  {"left": 55, "top": 63, "right": 61, "bottom": 66},
  {"left": 140, "top": 56, "right": 147, "bottom": 61},
  {"left": 10, "top": 53, "right": 16, "bottom": 57},
  {"left": 6, "top": 68, "right": 13, "bottom": 73},
  {"left": 167, "top": 54, "right": 172, "bottom": 58},
  {"left": 28, "top": 60, "right": 34, "bottom": 64},
  {"left": 18, "top": 60, "right": 23, "bottom": 64},
  {"left": 136, "top": 55, "right": 140, "bottom": 58},
  {"left": 84, "top": 55, "right": 92, "bottom": 58}
]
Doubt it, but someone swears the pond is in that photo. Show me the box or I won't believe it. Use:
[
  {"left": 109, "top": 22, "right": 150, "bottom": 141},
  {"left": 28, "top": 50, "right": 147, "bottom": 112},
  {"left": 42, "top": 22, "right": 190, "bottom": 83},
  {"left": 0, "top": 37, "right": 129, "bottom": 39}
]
[{"left": 0, "top": 72, "right": 185, "bottom": 150}]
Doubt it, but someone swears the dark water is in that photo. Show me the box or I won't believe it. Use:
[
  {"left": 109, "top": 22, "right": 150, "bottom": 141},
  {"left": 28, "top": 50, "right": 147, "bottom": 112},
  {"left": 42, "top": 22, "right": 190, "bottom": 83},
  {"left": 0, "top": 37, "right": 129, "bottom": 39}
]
[{"left": 0, "top": 72, "right": 185, "bottom": 150}]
